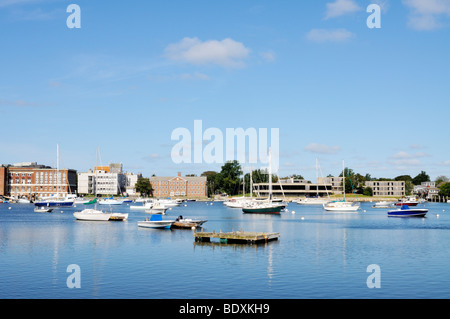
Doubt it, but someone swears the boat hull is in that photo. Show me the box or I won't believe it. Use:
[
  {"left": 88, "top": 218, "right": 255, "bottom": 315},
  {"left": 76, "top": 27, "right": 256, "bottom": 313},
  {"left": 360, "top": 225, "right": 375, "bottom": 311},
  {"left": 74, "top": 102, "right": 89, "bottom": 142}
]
[
  {"left": 137, "top": 221, "right": 173, "bottom": 229},
  {"left": 73, "top": 209, "right": 113, "bottom": 221},
  {"left": 35, "top": 201, "right": 73, "bottom": 207},
  {"left": 242, "top": 206, "right": 282, "bottom": 215},
  {"left": 172, "top": 219, "right": 207, "bottom": 229},
  {"left": 323, "top": 202, "right": 360, "bottom": 212},
  {"left": 388, "top": 209, "right": 428, "bottom": 217}
]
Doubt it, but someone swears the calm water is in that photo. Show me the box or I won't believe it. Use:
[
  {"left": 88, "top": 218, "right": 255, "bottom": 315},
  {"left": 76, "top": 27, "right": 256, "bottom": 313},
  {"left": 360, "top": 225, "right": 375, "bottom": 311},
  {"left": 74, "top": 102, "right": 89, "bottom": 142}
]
[{"left": 1, "top": 200, "right": 450, "bottom": 299}]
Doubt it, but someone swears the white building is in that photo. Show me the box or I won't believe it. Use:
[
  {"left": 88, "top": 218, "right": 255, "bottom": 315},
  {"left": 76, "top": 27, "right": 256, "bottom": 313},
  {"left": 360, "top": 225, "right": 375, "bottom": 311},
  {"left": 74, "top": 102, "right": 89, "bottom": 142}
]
[
  {"left": 77, "top": 164, "right": 126, "bottom": 196},
  {"left": 124, "top": 172, "right": 142, "bottom": 195},
  {"left": 365, "top": 181, "right": 405, "bottom": 197}
]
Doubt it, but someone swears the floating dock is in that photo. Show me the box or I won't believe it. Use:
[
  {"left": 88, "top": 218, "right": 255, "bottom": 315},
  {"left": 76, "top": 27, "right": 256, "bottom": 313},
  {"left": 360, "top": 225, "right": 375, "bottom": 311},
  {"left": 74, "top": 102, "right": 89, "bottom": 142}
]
[{"left": 194, "top": 230, "right": 280, "bottom": 244}]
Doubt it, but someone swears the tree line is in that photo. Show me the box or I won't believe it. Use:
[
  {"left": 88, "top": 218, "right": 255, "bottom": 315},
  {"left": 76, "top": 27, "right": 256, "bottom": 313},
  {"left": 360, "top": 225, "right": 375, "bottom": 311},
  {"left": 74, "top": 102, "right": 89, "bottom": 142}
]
[{"left": 134, "top": 161, "right": 450, "bottom": 198}]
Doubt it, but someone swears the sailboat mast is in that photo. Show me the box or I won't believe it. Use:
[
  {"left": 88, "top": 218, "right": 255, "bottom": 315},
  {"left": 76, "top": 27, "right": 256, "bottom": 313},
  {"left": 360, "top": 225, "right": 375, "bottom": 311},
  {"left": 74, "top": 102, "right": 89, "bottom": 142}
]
[
  {"left": 242, "top": 166, "right": 245, "bottom": 198},
  {"left": 343, "top": 160, "right": 345, "bottom": 201},
  {"left": 56, "top": 144, "right": 59, "bottom": 197},
  {"left": 250, "top": 166, "right": 253, "bottom": 199},
  {"left": 268, "top": 148, "right": 272, "bottom": 201}
]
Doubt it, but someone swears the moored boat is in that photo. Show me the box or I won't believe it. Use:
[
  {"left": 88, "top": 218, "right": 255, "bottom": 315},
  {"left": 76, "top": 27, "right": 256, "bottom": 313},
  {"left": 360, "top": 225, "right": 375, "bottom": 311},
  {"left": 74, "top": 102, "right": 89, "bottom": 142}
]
[
  {"left": 172, "top": 215, "right": 207, "bottom": 228},
  {"left": 73, "top": 208, "right": 112, "bottom": 221},
  {"left": 388, "top": 205, "right": 428, "bottom": 217},
  {"left": 242, "top": 201, "right": 283, "bottom": 214},
  {"left": 372, "top": 201, "right": 394, "bottom": 208},
  {"left": 34, "top": 206, "right": 54, "bottom": 213},
  {"left": 395, "top": 196, "right": 419, "bottom": 207},
  {"left": 138, "top": 214, "right": 174, "bottom": 229},
  {"left": 323, "top": 200, "right": 360, "bottom": 212}
]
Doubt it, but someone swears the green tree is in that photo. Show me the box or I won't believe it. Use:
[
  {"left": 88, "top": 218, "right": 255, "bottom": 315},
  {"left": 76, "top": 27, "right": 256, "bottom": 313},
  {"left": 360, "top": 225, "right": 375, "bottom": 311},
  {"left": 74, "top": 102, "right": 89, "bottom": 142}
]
[
  {"left": 412, "top": 171, "right": 430, "bottom": 185},
  {"left": 216, "top": 160, "right": 242, "bottom": 196},
  {"left": 135, "top": 177, "right": 153, "bottom": 197},
  {"left": 435, "top": 175, "right": 449, "bottom": 186},
  {"left": 201, "top": 171, "right": 219, "bottom": 197},
  {"left": 363, "top": 187, "right": 373, "bottom": 196},
  {"left": 439, "top": 182, "right": 450, "bottom": 197}
]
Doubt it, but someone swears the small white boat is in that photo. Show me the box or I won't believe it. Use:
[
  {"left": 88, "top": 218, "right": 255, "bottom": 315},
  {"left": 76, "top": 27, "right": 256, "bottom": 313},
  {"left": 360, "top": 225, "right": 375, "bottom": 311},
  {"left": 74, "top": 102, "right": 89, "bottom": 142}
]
[
  {"left": 145, "top": 202, "right": 168, "bottom": 214},
  {"left": 138, "top": 214, "right": 174, "bottom": 229},
  {"left": 34, "top": 207, "right": 54, "bottom": 213},
  {"left": 73, "top": 197, "right": 91, "bottom": 204},
  {"left": 372, "top": 201, "right": 394, "bottom": 208},
  {"left": 74, "top": 208, "right": 112, "bottom": 221},
  {"left": 296, "top": 197, "right": 329, "bottom": 205},
  {"left": 130, "top": 200, "right": 154, "bottom": 210},
  {"left": 98, "top": 198, "right": 123, "bottom": 205},
  {"left": 17, "top": 198, "right": 31, "bottom": 204},
  {"left": 323, "top": 200, "right": 360, "bottom": 212}
]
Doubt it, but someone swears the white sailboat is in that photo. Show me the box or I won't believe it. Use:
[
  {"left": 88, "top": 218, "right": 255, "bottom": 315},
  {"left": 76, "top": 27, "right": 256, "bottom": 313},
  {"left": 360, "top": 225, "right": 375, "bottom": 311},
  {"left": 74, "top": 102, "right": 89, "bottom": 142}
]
[
  {"left": 297, "top": 158, "right": 329, "bottom": 205},
  {"left": 73, "top": 147, "right": 128, "bottom": 221},
  {"left": 323, "top": 161, "right": 360, "bottom": 212},
  {"left": 34, "top": 145, "right": 74, "bottom": 207}
]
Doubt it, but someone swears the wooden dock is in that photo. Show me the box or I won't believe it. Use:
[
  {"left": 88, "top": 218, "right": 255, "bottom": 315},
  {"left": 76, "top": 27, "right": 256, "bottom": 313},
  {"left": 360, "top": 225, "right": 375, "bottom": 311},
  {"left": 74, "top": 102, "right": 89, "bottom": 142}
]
[{"left": 193, "top": 230, "right": 280, "bottom": 244}]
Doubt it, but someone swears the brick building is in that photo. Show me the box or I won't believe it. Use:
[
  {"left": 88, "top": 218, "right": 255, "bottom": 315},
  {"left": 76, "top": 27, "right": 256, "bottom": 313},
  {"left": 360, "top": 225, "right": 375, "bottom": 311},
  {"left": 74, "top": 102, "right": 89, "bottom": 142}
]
[
  {"left": 150, "top": 172, "right": 207, "bottom": 198},
  {"left": 2, "top": 162, "right": 77, "bottom": 200},
  {"left": 0, "top": 166, "right": 7, "bottom": 197}
]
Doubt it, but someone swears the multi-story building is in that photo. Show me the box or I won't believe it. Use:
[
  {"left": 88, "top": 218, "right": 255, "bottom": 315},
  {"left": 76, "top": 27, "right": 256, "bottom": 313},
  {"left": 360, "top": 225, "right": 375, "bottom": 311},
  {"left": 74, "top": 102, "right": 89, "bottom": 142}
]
[
  {"left": 0, "top": 166, "right": 7, "bottom": 197},
  {"left": 414, "top": 181, "right": 439, "bottom": 200},
  {"left": 124, "top": 172, "right": 142, "bottom": 195},
  {"left": 77, "top": 164, "right": 126, "bottom": 196},
  {"left": 254, "top": 178, "right": 332, "bottom": 198},
  {"left": 365, "top": 180, "right": 405, "bottom": 197},
  {"left": 317, "top": 176, "right": 344, "bottom": 194},
  {"left": 150, "top": 172, "right": 207, "bottom": 198},
  {"left": 2, "top": 162, "right": 77, "bottom": 199}
]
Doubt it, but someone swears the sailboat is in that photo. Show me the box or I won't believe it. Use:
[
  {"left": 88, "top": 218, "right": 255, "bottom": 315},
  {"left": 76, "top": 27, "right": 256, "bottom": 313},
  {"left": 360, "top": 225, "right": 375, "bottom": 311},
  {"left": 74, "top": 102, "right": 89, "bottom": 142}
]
[
  {"left": 323, "top": 161, "right": 360, "bottom": 212},
  {"left": 297, "top": 158, "right": 329, "bottom": 205},
  {"left": 34, "top": 145, "right": 74, "bottom": 207},
  {"left": 73, "top": 147, "right": 128, "bottom": 221},
  {"left": 242, "top": 148, "right": 284, "bottom": 215}
]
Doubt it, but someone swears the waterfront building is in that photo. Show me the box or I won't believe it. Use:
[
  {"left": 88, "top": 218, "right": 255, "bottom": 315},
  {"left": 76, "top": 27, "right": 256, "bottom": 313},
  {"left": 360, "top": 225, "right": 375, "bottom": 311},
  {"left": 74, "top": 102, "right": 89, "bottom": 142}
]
[
  {"left": 124, "top": 172, "right": 142, "bottom": 195},
  {"left": 77, "top": 163, "right": 126, "bottom": 196},
  {"left": 317, "top": 176, "right": 344, "bottom": 194},
  {"left": 414, "top": 181, "right": 439, "bottom": 200},
  {"left": 2, "top": 162, "right": 77, "bottom": 199},
  {"left": 365, "top": 180, "right": 405, "bottom": 197},
  {"left": 254, "top": 178, "right": 332, "bottom": 198},
  {"left": 150, "top": 172, "right": 207, "bottom": 198},
  {"left": 0, "top": 166, "right": 7, "bottom": 197}
]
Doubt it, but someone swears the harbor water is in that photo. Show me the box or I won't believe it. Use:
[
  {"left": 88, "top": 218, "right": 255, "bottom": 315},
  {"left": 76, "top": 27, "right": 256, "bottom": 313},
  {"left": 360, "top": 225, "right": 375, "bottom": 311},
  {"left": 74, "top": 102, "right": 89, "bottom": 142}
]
[{"left": 1, "top": 201, "right": 450, "bottom": 299}]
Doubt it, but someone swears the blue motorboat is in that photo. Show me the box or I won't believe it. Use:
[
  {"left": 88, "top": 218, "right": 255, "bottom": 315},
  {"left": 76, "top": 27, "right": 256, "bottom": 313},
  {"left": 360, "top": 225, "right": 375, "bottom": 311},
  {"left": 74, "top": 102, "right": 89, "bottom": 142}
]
[{"left": 388, "top": 205, "right": 428, "bottom": 217}]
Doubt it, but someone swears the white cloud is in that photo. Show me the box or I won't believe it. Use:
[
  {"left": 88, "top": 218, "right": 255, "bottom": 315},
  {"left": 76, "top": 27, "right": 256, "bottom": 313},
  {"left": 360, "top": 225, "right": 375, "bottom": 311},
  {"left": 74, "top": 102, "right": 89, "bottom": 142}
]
[
  {"left": 324, "top": 0, "right": 361, "bottom": 19},
  {"left": 392, "top": 151, "right": 430, "bottom": 159},
  {"left": 306, "top": 28, "right": 354, "bottom": 43},
  {"left": 304, "top": 143, "right": 341, "bottom": 154},
  {"left": 259, "top": 51, "right": 276, "bottom": 62},
  {"left": 403, "top": 0, "right": 450, "bottom": 30},
  {"left": 179, "top": 72, "right": 210, "bottom": 81},
  {"left": 164, "top": 37, "right": 250, "bottom": 68}
]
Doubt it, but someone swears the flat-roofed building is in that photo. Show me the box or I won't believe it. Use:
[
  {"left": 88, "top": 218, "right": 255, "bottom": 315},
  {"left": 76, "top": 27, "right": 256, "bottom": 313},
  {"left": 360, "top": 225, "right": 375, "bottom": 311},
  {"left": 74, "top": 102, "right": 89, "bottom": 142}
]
[
  {"left": 5, "top": 162, "right": 77, "bottom": 200},
  {"left": 77, "top": 164, "right": 126, "bottom": 196},
  {"left": 151, "top": 172, "right": 207, "bottom": 198},
  {"left": 317, "top": 176, "right": 344, "bottom": 194},
  {"left": 365, "top": 180, "right": 405, "bottom": 197},
  {"left": 0, "top": 166, "right": 7, "bottom": 197},
  {"left": 254, "top": 178, "right": 332, "bottom": 198}
]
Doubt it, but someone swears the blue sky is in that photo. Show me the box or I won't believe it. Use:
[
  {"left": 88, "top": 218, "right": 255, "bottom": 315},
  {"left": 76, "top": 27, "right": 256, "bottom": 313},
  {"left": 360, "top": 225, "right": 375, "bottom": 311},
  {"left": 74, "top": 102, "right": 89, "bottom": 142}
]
[{"left": 1, "top": 0, "right": 450, "bottom": 182}]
